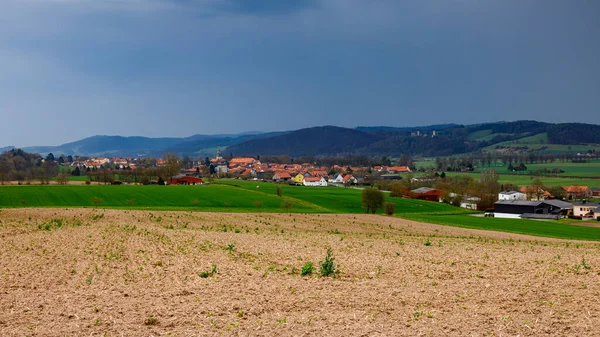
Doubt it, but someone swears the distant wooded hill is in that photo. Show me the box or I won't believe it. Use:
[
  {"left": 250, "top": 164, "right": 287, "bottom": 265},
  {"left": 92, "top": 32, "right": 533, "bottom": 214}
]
[{"left": 4, "top": 121, "right": 600, "bottom": 158}]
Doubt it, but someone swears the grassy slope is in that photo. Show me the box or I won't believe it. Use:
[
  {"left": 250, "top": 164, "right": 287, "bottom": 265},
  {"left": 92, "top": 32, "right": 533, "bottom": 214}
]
[
  {"left": 403, "top": 213, "right": 600, "bottom": 241},
  {"left": 216, "top": 180, "right": 469, "bottom": 214},
  {"left": 467, "top": 129, "right": 493, "bottom": 141}
]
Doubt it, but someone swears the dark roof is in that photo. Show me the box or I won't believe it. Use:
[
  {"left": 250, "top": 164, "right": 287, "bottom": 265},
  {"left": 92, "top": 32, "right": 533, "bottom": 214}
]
[
  {"left": 520, "top": 213, "right": 559, "bottom": 220},
  {"left": 495, "top": 200, "right": 543, "bottom": 206},
  {"left": 543, "top": 199, "right": 573, "bottom": 209},
  {"left": 499, "top": 190, "right": 522, "bottom": 195},
  {"left": 573, "top": 202, "right": 600, "bottom": 207},
  {"left": 412, "top": 187, "right": 438, "bottom": 194}
]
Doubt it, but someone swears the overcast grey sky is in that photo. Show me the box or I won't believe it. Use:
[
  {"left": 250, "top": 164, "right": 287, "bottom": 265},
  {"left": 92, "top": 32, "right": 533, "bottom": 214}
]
[{"left": 1, "top": 0, "right": 599, "bottom": 147}]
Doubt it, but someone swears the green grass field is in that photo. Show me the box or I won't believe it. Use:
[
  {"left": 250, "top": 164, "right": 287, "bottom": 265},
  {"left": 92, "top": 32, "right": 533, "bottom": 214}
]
[
  {"left": 402, "top": 213, "right": 600, "bottom": 241},
  {"left": 2, "top": 180, "right": 600, "bottom": 241},
  {"left": 471, "top": 160, "right": 600, "bottom": 177},
  {"left": 0, "top": 184, "right": 320, "bottom": 213},
  {"left": 443, "top": 172, "right": 600, "bottom": 187},
  {"left": 0, "top": 182, "right": 469, "bottom": 215}
]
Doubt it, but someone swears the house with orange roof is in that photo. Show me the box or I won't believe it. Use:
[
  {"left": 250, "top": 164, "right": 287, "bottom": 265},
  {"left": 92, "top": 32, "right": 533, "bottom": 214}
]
[
  {"left": 519, "top": 186, "right": 552, "bottom": 201},
  {"left": 303, "top": 176, "right": 328, "bottom": 187},
  {"left": 343, "top": 174, "right": 358, "bottom": 185},
  {"left": 229, "top": 157, "right": 257, "bottom": 169},
  {"left": 563, "top": 186, "right": 592, "bottom": 200},
  {"left": 311, "top": 170, "right": 328, "bottom": 178},
  {"left": 273, "top": 171, "right": 292, "bottom": 182},
  {"left": 387, "top": 166, "right": 411, "bottom": 173}
]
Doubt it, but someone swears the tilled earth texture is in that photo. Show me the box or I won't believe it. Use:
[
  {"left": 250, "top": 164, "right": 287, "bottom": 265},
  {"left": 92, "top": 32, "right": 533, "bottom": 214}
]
[{"left": 1, "top": 208, "right": 599, "bottom": 336}]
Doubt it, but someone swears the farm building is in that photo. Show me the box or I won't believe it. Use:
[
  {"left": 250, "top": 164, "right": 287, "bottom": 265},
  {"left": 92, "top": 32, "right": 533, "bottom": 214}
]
[
  {"left": 168, "top": 176, "right": 203, "bottom": 185},
  {"left": 493, "top": 200, "right": 572, "bottom": 219},
  {"left": 411, "top": 187, "right": 443, "bottom": 202}
]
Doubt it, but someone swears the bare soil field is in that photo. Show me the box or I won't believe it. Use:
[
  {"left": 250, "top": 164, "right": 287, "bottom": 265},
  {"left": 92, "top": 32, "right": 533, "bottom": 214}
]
[{"left": 1, "top": 209, "right": 599, "bottom": 336}]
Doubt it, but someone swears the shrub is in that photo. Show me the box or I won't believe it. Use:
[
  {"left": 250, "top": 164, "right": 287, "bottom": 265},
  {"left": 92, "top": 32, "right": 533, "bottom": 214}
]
[
  {"left": 389, "top": 183, "right": 404, "bottom": 198},
  {"left": 92, "top": 197, "right": 103, "bottom": 206},
  {"left": 85, "top": 180, "right": 91, "bottom": 185},
  {"left": 56, "top": 173, "right": 69, "bottom": 185},
  {"left": 280, "top": 200, "right": 293, "bottom": 212},
  {"left": 276, "top": 186, "right": 283, "bottom": 197},
  {"left": 361, "top": 188, "right": 384, "bottom": 214},
  {"left": 383, "top": 202, "right": 396, "bottom": 215},
  {"left": 145, "top": 316, "right": 158, "bottom": 326},
  {"left": 320, "top": 249, "right": 336, "bottom": 277},
  {"left": 301, "top": 261, "right": 314, "bottom": 276}
]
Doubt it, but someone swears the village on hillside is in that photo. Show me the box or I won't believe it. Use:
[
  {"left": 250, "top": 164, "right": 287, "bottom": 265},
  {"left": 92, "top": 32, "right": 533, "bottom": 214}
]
[{"left": 60, "top": 150, "right": 600, "bottom": 222}]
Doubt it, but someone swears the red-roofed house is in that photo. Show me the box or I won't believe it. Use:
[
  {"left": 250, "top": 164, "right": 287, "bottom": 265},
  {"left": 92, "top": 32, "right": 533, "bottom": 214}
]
[
  {"left": 273, "top": 171, "right": 292, "bottom": 182},
  {"left": 303, "top": 177, "right": 328, "bottom": 187},
  {"left": 519, "top": 186, "right": 552, "bottom": 201},
  {"left": 387, "top": 166, "right": 411, "bottom": 173},
  {"left": 563, "top": 186, "right": 592, "bottom": 200},
  {"left": 343, "top": 175, "right": 358, "bottom": 185},
  {"left": 168, "top": 176, "right": 203, "bottom": 185}
]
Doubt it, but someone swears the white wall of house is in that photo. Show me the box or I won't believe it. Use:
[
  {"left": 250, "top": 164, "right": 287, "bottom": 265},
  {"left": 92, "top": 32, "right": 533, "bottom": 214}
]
[
  {"left": 460, "top": 202, "right": 478, "bottom": 210},
  {"left": 304, "top": 178, "right": 328, "bottom": 187},
  {"left": 498, "top": 192, "right": 527, "bottom": 201},
  {"left": 493, "top": 213, "right": 522, "bottom": 219},
  {"left": 573, "top": 205, "right": 599, "bottom": 217}
]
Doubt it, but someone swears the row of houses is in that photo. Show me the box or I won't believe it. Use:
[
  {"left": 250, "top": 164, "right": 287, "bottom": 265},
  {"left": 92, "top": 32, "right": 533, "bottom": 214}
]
[
  {"left": 499, "top": 186, "right": 600, "bottom": 201},
  {"left": 273, "top": 171, "right": 359, "bottom": 187}
]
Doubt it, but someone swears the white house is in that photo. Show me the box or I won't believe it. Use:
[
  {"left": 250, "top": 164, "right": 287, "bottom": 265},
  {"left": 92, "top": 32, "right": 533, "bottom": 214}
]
[
  {"left": 572, "top": 202, "right": 600, "bottom": 218},
  {"left": 215, "top": 165, "right": 229, "bottom": 173},
  {"left": 498, "top": 190, "right": 527, "bottom": 201},
  {"left": 303, "top": 177, "right": 328, "bottom": 187},
  {"left": 460, "top": 197, "right": 481, "bottom": 210},
  {"left": 329, "top": 173, "right": 344, "bottom": 184}
]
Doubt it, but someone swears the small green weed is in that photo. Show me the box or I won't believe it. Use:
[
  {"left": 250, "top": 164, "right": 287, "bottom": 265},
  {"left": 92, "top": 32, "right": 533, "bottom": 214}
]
[{"left": 301, "top": 261, "right": 314, "bottom": 276}]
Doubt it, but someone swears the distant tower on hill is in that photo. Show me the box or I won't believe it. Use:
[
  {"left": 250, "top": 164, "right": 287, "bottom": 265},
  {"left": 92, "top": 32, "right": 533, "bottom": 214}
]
[{"left": 216, "top": 147, "right": 223, "bottom": 160}]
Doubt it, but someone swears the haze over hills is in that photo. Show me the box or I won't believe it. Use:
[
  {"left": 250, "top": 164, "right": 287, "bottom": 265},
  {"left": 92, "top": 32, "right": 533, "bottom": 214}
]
[{"left": 4, "top": 121, "right": 600, "bottom": 158}]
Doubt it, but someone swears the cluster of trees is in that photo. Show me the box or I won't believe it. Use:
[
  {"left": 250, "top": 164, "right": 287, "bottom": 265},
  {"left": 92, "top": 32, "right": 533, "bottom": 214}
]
[
  {"left": 0, "top": 149, "right": 58, "bottom": 184},
  {"left": 547, "top": 123, "right": 600, "bottom": 144},
  {"left": 87, "top": 153, "right": 181, "bottom": 185}
]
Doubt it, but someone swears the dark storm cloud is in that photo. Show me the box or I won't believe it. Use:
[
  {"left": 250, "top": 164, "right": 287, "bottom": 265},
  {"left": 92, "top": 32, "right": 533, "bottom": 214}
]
[{"left": 0, "top": 0, "right": 599, "bottom": 147}]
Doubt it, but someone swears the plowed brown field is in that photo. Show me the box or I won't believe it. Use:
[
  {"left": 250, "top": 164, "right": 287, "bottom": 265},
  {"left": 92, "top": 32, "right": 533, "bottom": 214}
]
[{"left": 1, "top": 208, "right": 599, "bottom": 336}]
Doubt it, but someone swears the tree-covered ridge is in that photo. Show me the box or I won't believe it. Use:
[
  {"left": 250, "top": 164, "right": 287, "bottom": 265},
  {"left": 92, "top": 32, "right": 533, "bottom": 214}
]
[
  {"left": 3, "top": 121, "right": 600, "bottom": 158},
  {"left": 547, "top": 123, "right": 600, "bottom": 145}
]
